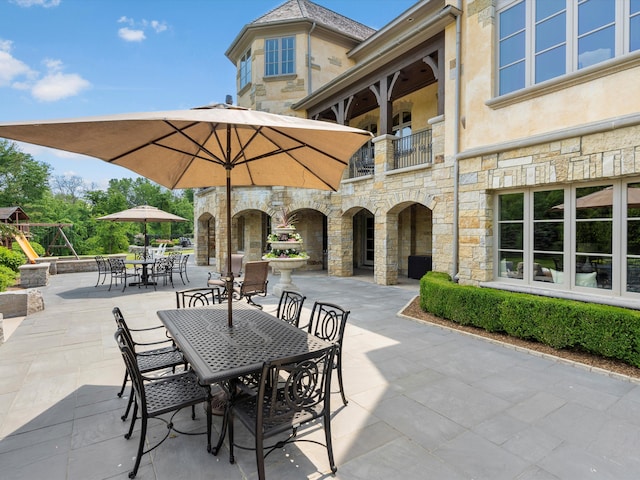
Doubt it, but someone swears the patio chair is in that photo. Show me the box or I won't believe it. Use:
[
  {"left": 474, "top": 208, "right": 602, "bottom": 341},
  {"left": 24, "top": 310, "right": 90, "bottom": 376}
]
[
  {"left": 150, "top": 256, "right": 175, "bottom": 289},
  {"left": 275, "top": 290, "right": 306, "bottom": 327},
  {"left": 94, "top": 255, "right": 110, "bottom": 287},
  {"left": 225, "top": 345, "right": 338, "bottom": 479},
  {"left": 112, "top": 307, "right": 187, "bottom": 421},
  {"left": 114, "top": 329, "right": 212, "bottom": 479},
  {"left": 107, "top": 258, "right": 139, "bottom": 292},
  {"left": 207, "top": 253, "right": 244, "bottom": 297},
  {"left": 176, "top": 287, "right": 222, "bottom": 308},
  {"left": 233, "top": 260, "right": 269, "bottom": 309},
  {"left": 306, "top": 301, "right": 350, "bottom": 406},
  {"left": 172, "top": 253, "right": 190, "bottom": 285}
]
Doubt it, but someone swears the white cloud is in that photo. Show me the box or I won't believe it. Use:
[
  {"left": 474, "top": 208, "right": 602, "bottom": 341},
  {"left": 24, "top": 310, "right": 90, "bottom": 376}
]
[
  {"left": 11, "top": 0, "right": 61, "bottom": 7},
  {"left": 32, "top": 71, "right": 90, "bottom": 101},
  {"left": 150, "top": 20, "right": 168, "bottom": 33},
  {"left": 118, "top": 27, "right": 146, "bottom": 42},
  {"left": 0, "top": 39, "right": 36, "bottom": 87},
  {"left": 117, "top": 17, "right": 168, "bottom": 42}
]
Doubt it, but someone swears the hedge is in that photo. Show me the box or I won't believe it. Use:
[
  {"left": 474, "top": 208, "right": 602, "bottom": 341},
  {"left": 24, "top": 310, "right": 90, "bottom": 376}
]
[{"left": 420, "top": 271, "right": 640, "bottom": 368}]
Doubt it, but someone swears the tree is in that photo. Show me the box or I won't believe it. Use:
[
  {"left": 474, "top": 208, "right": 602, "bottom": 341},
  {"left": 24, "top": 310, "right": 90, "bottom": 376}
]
[
  {"left": 50, "top": 174, "right": 87, "bottom": 202},
  {"left": 0, "top": 140, "right": 51, "bottom": 206}
]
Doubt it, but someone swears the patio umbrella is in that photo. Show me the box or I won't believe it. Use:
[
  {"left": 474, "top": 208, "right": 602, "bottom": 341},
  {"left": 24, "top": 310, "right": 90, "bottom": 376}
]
[
  {"left": 97, "top": 205, "right": 187, "bottom": 258},
  {"left": 0, "top": 104, "right": 372, "bottom": 325},
  {"left": 552, "top": 186, "right": 640, "bottom": 210}
]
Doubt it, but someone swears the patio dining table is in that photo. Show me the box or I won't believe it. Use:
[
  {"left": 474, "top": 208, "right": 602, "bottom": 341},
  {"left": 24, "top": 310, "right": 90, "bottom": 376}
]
[
  {"left": 126, "top": 258, "right": 156, "bottom": 286},
  {"left": 156, "top": 302, "right": 331, "bottom": 454}
]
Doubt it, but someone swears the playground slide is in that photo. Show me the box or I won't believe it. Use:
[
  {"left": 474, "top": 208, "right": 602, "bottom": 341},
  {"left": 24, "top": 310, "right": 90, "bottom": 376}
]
[{"left": 14, "top": 233, "right": 39, "bottom": 264}]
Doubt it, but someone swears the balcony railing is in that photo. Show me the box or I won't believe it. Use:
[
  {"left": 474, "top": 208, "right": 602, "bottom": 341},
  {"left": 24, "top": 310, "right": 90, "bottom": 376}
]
[
  {"left": 348, "top": 141, "right": 374, "bottom": 179},
  {"left": 391, "top": 129, "right": 432, "bottom": 170}
]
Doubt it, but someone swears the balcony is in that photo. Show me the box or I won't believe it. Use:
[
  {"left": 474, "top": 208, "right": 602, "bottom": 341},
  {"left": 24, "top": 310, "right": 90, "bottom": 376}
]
[
  {"left": 391, "top": 128, "right": 432, "bottom": 170},
  {"left": 348, "top": 141, "right": 375, "bottom": 179}
]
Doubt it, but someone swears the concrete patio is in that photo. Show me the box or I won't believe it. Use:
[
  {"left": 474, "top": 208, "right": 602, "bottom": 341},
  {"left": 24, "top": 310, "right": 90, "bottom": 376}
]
[{"left": 2, "top": 261, "right": 640, "bottom": 479}]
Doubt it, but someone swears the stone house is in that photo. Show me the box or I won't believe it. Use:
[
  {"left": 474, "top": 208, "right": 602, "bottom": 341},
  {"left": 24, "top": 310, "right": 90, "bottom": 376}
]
[{"left": 194, "top": 0, "right": 640, "bottom": 309}]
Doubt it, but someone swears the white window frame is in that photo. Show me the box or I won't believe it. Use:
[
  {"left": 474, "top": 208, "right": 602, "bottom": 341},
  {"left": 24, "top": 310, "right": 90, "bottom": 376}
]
[{"left": 497, "top": 0, "right": 639, "bottom": 96}]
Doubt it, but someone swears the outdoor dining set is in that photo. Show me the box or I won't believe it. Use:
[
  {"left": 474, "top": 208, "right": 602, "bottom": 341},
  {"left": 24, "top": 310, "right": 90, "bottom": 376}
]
[
  {"left": 94, "top": 251, "right": 190, "bottom": 292},
  {"left": 110, "top": 260, "right": 351, "bottom": 479}
]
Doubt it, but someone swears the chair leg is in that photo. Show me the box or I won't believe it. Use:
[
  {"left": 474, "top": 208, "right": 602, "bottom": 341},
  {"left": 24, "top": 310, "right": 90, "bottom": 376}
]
[
  {"left": 121, "top": 387, "right": 135, "bottom": 421},
  {"left": 227, "top": 409, "right": 235, "bottom": 464},
  {"left": 255, "top": 432, "right": 266, "bottom": 480},
  {"left": 324, "top": 411, "right": 337, "bottom": 474},
  {"left": 129, "top": 412, "right": 147, "bottom": 478},
  {"left": 124, "top": 401, "right": 138, "bottom": 440},
  {"left": 337, "top": 352, "right": 348, "bottom": 406},
  {"left": 117, "top": 371, "right": 128, "bottom": 397}
]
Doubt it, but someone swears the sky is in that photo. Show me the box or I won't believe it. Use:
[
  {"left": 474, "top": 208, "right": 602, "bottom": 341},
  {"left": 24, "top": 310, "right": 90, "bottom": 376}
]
[{"left": 0, "top": 0, "right": 417, "bottom": 190}]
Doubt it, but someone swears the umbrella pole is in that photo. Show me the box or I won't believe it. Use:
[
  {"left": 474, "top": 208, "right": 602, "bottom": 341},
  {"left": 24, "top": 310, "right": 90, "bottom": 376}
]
[{"left": 226, "top": 125, "right": 233, "bottom": 327}]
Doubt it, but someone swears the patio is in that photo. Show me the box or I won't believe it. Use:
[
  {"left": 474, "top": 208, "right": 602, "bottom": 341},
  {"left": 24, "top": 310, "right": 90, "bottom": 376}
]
[{"left": 2, "top": 261, "right": 640, "bottom": 479}]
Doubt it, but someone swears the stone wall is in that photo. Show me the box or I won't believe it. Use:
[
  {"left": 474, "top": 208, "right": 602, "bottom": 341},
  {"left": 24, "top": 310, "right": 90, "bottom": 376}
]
[{"left": 0, "top": 289, "right": 45, "bottom": 319}]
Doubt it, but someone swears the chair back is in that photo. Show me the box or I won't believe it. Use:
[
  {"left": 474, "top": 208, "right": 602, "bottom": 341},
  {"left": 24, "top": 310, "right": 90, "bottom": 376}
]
[
  {"left": 114, "top": 329, "right": 147, "bottom": 412},
  {"left": 256, "top": 345, "right": 336, "bottom": 432},
  {"left": 228, "top": 253, "right": 244, "bottom": 276},
  {"left": 112, "top": 307, "right": 136, "bottom": 350},
  {"left": 238, "top": 261, "right": 269, "bottom": 297},
  {"left": 276, "top": 290, "right": 306, "bottom": 327},
  {"left": 95, "top": 255, "right": 109, "bottom": 272},
  {"left": 108, "top": 257, "right": 126, "bottom": 273},
  {"left": 176, "top": 287, "right": 221, "bottom": 308},
  {"left": 307, "top": 302, "right": 349, "bottom": 346}
]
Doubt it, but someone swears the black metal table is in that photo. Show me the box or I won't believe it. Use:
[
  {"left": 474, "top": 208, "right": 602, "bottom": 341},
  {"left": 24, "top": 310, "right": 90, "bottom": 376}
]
[
  {"left": 157, "top": 302, "right": 331, "bottom": 384},
  {"left": 127, "top": 259, "right": 156, "bottom": 286}
]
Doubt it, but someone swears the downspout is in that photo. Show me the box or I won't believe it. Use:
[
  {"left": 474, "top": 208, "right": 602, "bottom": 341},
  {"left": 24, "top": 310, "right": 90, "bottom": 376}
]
[
  {"left": 452, "top": 3, "right": 462, "bottom": 282},
  {"left": 308, "top": 21, "right": 316, "bottom": 95}
]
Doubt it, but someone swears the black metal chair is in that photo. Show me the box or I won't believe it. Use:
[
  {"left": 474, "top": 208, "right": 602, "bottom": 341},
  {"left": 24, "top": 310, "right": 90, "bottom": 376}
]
[
  {"left": 107, "top": 258, "right": 139, "bottom": 292},
  {"left": 233, "top": 260, "right": 269, "bottom": 309},
  {"left": 224, "top": 345, "right": 338, "bottom": 480},
  {"left": 172, "top": 253, "right": 190, "bottom": 285},
  {"left": 176, "top": 287, "right": 222, "bottom": 308},
  {"left": 150, "top": 256, "right": 175, "bottom": 289},
  {"left": 275, "top": 290, "right": 306, "bottom": 327},
  {"left": 94, "top": 255, "right": 110, "bottom": 287},
  {"left": 306, "top": 301, "right": 350, "bottom": 406},
  {"left": 112, "top": 307, "right": 186, "bottom": 421},
  {"left": 114, "top": 329, "right": 212, "bottom": 479}
]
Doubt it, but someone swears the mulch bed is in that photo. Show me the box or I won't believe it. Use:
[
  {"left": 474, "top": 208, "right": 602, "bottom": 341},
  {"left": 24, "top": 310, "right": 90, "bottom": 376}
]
[{"left": 400, "top": 296, "right": 640, "bottom": 381}]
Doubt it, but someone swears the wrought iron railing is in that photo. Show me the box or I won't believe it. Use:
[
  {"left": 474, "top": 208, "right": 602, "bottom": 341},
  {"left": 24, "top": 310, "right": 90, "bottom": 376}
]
[
  {"left": 391, "top": 129, "right": 432, "bottom": 170},
  {"left": 348, "top": 141, "right": 375, "bottom": 179}
]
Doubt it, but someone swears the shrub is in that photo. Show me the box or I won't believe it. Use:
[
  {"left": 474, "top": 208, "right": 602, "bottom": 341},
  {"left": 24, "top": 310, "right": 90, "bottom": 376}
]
[
  {"left": 0, "top": 264, "right": 18, "bottom": 291},
  {"left": 0, "top": 246, "right": 26, "bottom": 271},
  {"left": 420, "top": 271, "right": 640, "bottom": 368}
]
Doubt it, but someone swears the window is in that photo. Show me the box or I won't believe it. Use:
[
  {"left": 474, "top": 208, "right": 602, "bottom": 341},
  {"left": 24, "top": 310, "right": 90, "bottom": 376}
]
[
  {"left": 498, "top": 0, "right": 640, "bottom": 95},
  {"left": 497, "top": 181, "right": 640, "bottom": 295},
  {"left": 265, "top": 36, "right": 295, "bottom": 77},
  {"left": 240, "top": 48, "right": 251, "bottom": 89}
]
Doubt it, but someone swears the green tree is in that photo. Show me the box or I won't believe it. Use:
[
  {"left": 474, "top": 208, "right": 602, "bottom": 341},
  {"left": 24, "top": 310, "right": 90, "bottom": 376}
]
[{"left": 0, "top": 140, "right": 51, "bottom": 206}]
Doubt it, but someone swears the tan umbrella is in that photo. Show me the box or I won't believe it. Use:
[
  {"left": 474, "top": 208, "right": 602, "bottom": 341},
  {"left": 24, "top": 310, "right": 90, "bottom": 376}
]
[
  {"left": 97, "top": 205, "right": 188, "bottom": 258},
  {"left": 0, "top": 104, "right": 372, "bottom": 325},
  {"left": 552, "top": 186, "right": 640, "bottom": 210}
]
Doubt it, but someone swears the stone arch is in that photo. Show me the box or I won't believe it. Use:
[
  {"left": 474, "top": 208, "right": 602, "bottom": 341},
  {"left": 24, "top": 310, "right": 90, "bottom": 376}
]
[{"left": 196, "top": 211, "right": 215, "bottom": 266}]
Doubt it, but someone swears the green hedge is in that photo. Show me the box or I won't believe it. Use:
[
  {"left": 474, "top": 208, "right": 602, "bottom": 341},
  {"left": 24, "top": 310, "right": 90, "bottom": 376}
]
[{"left": 420, "top": 271, "right": 640, "bottom": 368}]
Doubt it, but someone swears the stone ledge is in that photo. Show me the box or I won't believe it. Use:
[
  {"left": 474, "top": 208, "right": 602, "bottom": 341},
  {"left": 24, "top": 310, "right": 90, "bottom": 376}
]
[
  {"left": 0, "top": 289, "right": 45, "bottom": 319},
  {"left": 19, "top": 262, "right": 50, "bottom": 288}
]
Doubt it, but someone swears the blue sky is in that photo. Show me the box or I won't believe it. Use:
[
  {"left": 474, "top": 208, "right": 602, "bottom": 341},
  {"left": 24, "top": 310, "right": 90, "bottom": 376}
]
[{"left": 0, "top": 0, "right": 416, "bottom": 189}]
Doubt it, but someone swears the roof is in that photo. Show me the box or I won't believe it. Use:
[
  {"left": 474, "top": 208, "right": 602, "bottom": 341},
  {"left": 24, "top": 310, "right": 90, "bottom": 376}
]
[
  {"left": 251, "top": 0, "right": 376, "bottom": 41},
  {"left": 0, "top": 206, "right": 29, "bottom": 222}
]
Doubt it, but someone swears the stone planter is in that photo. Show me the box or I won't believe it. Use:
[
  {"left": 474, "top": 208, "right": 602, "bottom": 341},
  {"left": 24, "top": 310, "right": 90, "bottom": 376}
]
[
  {"left": 263, "top": 256, "right": 307, "bottom": 295},
  {"left": 268, "top": 240, "right": 303, "bottom": 250}
]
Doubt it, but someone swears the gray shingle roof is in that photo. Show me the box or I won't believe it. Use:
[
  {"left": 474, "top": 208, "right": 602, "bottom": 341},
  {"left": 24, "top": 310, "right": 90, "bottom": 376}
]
[{"left": 252, "top": 0, "right": 376, "bottom": 41}]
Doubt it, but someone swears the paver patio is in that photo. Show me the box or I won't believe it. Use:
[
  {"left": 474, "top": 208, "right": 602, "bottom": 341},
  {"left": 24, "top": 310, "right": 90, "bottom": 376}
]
[{"left": 2, "top": 260, "right": 640, "bottom": 479}]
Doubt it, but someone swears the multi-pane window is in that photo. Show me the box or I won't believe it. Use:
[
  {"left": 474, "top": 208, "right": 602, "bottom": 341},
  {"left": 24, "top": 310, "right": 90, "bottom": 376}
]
[
  {"left": 498, "top": 0, "right": 640, "bottom": 95},
  {"left": 240, "top": 48, "right": 251, "bottom": 89},
  {"left": 497, "top": 181, "right": 640, "bottom": 295},
  {"left": 265, "top": 36, "right": 295, "bottom": 77}
]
